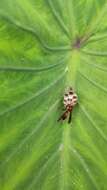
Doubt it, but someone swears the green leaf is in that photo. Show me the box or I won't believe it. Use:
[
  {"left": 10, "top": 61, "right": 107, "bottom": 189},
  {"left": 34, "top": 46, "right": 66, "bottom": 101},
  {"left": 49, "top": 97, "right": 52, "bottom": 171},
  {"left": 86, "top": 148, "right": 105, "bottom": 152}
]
[{"left": 0, "top": 0, "right": 107, "bottom": 190}]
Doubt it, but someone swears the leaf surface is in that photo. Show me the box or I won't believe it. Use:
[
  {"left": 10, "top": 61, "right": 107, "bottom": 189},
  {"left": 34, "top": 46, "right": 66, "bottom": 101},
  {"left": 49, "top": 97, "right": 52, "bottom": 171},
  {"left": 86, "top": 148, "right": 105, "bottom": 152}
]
[{"left": 0, "top": 0, "right": 107, "bottom": 190}]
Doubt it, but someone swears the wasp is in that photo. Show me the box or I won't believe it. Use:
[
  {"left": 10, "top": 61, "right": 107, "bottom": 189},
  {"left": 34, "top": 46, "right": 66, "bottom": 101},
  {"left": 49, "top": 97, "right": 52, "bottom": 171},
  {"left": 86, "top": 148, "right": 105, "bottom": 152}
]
[{"left": 58, "top": 87, "right": 78, "bottom": 123}]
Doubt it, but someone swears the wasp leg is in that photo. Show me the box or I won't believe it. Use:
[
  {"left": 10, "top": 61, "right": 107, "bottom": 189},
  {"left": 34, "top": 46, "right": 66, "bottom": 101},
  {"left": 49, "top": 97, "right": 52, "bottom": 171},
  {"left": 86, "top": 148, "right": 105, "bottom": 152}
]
[
  {"left": 57, "top": 111, "right": 68, "bottom": 122},
  {"left": 68, "top": 111, "right": 71, "bottom": 123},
  {"left": 68, "top": 107, "right": 73, "bottom": 124}
]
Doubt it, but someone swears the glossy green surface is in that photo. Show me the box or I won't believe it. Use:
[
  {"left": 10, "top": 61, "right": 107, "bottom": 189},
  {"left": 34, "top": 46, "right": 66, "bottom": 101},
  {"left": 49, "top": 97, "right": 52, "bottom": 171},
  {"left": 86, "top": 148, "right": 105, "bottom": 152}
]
[{"left": 0, "top": 1, "right": 107, "bottom": 189}]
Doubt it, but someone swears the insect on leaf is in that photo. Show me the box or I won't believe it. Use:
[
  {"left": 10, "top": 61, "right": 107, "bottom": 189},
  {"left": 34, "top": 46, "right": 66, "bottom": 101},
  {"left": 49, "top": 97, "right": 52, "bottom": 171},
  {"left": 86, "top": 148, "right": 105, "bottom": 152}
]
[{"left": 0, "top": 0, "right": 107, "bottom": 190}]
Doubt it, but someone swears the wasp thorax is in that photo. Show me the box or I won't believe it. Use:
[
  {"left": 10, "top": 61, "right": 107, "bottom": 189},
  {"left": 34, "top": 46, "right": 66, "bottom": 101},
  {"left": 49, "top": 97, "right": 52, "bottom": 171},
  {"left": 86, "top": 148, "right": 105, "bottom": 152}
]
[{"left": 63, "top": 88, "right": 78, "bottom": 108}]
